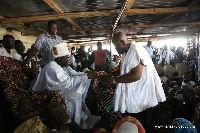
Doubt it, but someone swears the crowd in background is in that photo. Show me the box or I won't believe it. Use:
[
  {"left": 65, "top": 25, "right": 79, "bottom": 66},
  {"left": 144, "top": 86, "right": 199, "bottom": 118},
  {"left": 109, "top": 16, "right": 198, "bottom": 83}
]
[{"left": 1, "top": 29, "right": 200, "bottom": 132}]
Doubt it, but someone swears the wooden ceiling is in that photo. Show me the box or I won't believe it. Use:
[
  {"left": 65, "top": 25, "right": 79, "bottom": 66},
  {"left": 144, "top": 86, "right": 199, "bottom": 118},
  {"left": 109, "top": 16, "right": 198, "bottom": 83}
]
[{"left": 0, "top": 0, "right": 200, "bottom": 46}]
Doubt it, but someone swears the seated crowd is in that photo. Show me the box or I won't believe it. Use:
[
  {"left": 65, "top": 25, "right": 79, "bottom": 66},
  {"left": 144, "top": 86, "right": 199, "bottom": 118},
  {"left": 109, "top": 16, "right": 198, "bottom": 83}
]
[{"left": 0, "top": 29, "right": 200, "bottom": 133}]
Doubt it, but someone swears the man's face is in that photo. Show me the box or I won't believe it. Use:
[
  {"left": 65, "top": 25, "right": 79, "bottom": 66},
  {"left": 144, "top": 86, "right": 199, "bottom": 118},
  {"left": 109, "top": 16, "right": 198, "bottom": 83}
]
[
  {"left": 59, "top": 55, "right": 70, "bottom": 67},
  {"left": 112, "top": 39, "right": 124, "bottom": 54},
  {"left": 48, "top": 23, "right": 58, "bottom": 35},
  {"left": 47, "top": 103, "right": 71, "bottom": 130},
  {"left": 6, "top": 37, "right": 15, "bottom": 49},
  {"left": 97, "top": 44, "right": 102, "bottom": 50},
  {"left": 147, "top": 41, "right": 152, "bottom": 47},
  {"left": 164, "top": 45, "right": 168, "bottom": 50}
]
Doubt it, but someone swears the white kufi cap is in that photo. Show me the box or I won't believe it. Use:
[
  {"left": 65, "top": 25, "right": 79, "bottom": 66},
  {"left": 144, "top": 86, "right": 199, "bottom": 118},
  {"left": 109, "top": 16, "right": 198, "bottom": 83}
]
[{"left": 52, "top": 43, "right": 70, "bottom": 58}]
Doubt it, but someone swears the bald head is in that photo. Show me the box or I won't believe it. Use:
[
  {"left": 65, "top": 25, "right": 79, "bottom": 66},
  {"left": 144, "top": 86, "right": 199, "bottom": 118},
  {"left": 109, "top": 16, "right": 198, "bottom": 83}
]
[
  {"left": 45, "top": 103, "right": 71, "bottom": 130},
  {"left": 113, "top": 32, "right": 127, "bottom": 42},
  {"left": 112, "top": 32, "right": 131, "bottom": 54}
]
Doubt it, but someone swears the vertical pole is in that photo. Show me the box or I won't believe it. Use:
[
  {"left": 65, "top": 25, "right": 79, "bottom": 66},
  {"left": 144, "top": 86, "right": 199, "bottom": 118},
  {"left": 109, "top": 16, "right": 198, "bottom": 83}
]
[
  {"left": 196, "top": 28, "right": 200, "bottom": 81},
  {"left": 197, "top": 28, "right": 199, "bottom": 57},
  {"left": 110, "top": 36, "right": 112, "bottom": 56}
]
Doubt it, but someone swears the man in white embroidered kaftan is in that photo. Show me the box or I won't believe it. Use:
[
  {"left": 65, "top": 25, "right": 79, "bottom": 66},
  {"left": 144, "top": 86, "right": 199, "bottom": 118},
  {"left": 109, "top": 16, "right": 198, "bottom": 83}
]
[
  {"left": 30, "top": 43, "right": 101, "bottom": 129},
  {"left": 99, "top": 32, "right": 166, "bottom": 132}
]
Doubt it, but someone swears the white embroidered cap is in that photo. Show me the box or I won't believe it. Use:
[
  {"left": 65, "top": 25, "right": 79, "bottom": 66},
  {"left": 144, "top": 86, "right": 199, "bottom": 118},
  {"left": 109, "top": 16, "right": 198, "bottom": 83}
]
[
  {"left": 112, "top": 116, "right": 145, "bottom": 133},
  {"left": 117, "top": 121, "right": 139, "bottom": 133},
  {"left": 52, "top": 43, "right": 70, "bottom": 58}
]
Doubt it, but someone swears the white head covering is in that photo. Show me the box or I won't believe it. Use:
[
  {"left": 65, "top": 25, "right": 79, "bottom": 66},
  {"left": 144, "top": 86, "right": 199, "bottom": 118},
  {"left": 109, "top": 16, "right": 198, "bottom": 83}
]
[
  {"left": 112, "top": 116, "right": 145, "bottom": 133},
  {"left": 52, "top": 43, "right": 70, "bottom": 58},
  {"left": 117, "top": 121, "right": 139, "bottom": 133}
]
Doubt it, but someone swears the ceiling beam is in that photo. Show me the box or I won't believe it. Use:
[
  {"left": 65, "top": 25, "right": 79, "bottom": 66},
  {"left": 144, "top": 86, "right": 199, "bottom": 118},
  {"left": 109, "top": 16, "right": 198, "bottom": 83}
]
[
  {"left": 0, "top": 15, "right": 5, "bottom": 19},
  {"left": 57, "top": 21, "right": 200, "bottom": 33},
  {"left": 140, "top": 0, "right": 200, "bottom": 33},
  {"left": 0, "top": 15, "right": 5, "bottom": 26},
  {"left": 68, "top": 27, "right": 198, "bottom": 44},
  {"left": 1, "top": 6, "right": 200, "bottom": 23},
  {"left": 63, "top": 35, "right": 107, "bottom": 40},
  {"left": 67, "top": 39, "right": 107, "bottom": 43},
  {"left": 43, "top": 0, "right": 83, "bottom": 30},
  {"left": 129, "top": 22, "right": 200, "bottom": 28},
  {"left": 120, "top": 0, "right": 135, "bottom": 24},
  {"left": 0, "top": 15, "right": 46, "bottom": 34},
  {"left": 58, "top": 27, "right": 111, "bottom": 34},
  {"left": 43, "top": 0, "right": 64, "bottom": 13},
  {"left": 156, "top": 26, "right": 199, "bottom": 40}
]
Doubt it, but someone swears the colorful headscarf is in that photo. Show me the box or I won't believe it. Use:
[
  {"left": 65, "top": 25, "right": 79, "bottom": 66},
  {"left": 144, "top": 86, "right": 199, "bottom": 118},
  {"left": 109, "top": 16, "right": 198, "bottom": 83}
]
[
  {"left": 0, "top": 56, "right": 38, "bottom": 90},
  {"left": 172, "top": 118, "right": 197, "bottom": 133}
]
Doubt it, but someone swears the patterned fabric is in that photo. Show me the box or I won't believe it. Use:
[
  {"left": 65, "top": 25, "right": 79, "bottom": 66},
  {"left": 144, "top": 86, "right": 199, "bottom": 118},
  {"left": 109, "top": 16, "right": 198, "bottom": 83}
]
[
  {"left": 0, "top": 56, "right": 65, "bottom": 121},
  {"left": 97, "top": 91, "right": 126, "bottom": 124},
  {"left": 1, "top": 81, "right": 65, "bottom": 121},
  {"left": 194, "top": 86, "right": 200, "bottom": 96},
  {"left": 0, "top": 56, "right": 38, "bottom": 90},
  {"left": 112, "top": 116, "right": 145, "bottom": 133},
  {"left": 171, "top": 118, "right": 197, "bottom": 133},
  {"left": 33, "top": 33, "right": 62, "bottom": 66}
]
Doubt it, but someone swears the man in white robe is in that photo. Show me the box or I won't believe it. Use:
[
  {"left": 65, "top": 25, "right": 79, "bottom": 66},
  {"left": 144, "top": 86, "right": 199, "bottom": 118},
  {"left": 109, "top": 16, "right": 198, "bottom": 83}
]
[
  {"left": 144, "top": 41, "right": 154, "bottom": 58},
  {"left": 158, "top": 45, "right": 174, "bottom": 64},
  {"left": 30, "top": 43, "right": 100, "bottom": 129},
  {"left": 99, "top": 32, "right": 166, "bottom": 132}
]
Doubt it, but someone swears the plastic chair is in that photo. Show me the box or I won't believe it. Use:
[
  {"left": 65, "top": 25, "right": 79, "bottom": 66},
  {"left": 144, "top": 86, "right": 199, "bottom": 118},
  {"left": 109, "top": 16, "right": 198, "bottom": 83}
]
[
  {"left": 154, "top": 64, "right": 165, "bottom": 77},
  {"left": 163, "top": 64, "right": 182, "bottom": 82},
  {"left": 175, "top": 63, "right": 192, "bottom": 79}
]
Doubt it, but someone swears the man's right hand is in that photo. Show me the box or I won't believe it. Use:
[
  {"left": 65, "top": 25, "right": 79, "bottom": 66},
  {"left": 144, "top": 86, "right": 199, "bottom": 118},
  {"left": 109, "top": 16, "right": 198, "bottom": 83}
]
[{"left": 23, "top": 47, "right": 38, "bottom": 65}]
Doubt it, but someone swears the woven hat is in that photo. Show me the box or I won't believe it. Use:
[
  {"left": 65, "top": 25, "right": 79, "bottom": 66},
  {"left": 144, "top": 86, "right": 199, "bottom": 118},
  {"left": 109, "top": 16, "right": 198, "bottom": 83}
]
[
  {"left": 52, "top": 43, "right": 70, "bottom": 58},
  {"left": 14, "top": 116, "right": 46, "bottom": 133}
]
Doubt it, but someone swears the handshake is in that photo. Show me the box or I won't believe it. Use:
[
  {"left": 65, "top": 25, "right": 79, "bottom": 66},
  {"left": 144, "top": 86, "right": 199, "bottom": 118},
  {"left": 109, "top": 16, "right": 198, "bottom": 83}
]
[
  {"left": 87, "top": 71, "right": 116, "bottom": 87},
  {"left": 87, "top": 71, "right": 107, "bottom": 79}
]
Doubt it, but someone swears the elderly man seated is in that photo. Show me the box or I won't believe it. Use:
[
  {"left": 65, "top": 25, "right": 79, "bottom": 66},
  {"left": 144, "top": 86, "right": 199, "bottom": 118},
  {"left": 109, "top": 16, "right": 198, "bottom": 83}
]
[{"left": 30, "top": 43, "right": 101, "bottom": 129}]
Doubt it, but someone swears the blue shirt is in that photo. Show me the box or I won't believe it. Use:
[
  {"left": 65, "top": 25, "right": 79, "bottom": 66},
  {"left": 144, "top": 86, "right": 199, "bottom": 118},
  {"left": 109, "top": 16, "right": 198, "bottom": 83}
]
[{"left": 33, "top": 33, "right": 62, "bottom": 66}]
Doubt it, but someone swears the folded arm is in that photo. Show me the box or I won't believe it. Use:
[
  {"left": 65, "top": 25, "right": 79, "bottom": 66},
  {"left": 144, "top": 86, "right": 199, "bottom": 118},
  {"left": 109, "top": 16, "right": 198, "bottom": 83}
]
[{"left": 115, "top": 61, "right": 143, "bottom": 83}]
